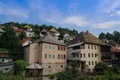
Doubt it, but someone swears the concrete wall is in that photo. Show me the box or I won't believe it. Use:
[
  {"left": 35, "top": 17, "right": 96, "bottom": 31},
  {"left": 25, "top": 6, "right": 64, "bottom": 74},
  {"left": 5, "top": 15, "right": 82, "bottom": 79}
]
[{"left": 0, "top": 64, "right": 14, "bottom": 73}]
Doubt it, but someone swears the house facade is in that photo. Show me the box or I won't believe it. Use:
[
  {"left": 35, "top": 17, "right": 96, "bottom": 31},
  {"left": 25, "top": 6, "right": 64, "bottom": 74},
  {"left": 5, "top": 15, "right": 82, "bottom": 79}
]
[
  {"left": 24, "top": 34, "right": 67, "bottom": 74},
  {"left": 67, "top": 31, "right": 109, "bottom": 72},
  {"left": 110, "top": 46, "right": 120, "bottom": 67},
  {"left": 0, "top": 48, "right": 14, "bottom": 73}
]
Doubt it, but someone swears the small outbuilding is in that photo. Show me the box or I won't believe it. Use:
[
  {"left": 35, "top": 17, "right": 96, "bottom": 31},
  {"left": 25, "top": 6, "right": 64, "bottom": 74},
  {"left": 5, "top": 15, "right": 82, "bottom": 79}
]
[{"left": 25, "top": 63, "right": 43, "bottom": 79}]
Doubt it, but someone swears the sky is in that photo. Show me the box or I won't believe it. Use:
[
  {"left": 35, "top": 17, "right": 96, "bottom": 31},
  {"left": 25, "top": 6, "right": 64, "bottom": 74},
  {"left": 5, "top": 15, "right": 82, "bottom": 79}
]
[{"left": 0, "top": 0, "right": 120, "bottom": 36}]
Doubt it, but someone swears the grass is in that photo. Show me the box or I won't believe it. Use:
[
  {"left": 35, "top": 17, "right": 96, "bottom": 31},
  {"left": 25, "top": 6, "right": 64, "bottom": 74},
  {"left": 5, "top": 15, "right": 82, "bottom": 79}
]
[{"left": 0, "top": 72, "right": 30, "bottom": 80}]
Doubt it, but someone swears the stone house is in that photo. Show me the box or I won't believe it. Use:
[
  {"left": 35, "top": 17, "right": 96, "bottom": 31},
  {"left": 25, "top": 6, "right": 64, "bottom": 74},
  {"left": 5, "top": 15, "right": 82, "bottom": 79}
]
[
  {"left": 0, "top": 48, "right": 14, "bottom": 73},
  {"left": 24, "top": 34, "right": 67, "bottom": 74},
  {"left": 67, "top": 31, "right": 110, "bottom": 72}
]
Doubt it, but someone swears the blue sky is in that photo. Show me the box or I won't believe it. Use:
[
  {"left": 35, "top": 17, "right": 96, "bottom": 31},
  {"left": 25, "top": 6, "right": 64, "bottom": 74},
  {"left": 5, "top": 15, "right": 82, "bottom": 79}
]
[{"left": 0, "top": 0, "right": 120, "bottom": 36}]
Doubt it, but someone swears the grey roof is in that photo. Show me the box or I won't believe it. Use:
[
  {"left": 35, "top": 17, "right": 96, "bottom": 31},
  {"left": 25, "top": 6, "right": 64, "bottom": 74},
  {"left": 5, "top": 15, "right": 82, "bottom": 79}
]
[
  {"left": 26, "top": 63, "right": 43, "bottom": 69},
  {"left": 70, "top": 31, "right": 107, "bottom": 45},
  {"left": 41, "top": 29, "right": 47, "bottom": 33},
  {"left": 34, "top": 34, "right": 65, "bottom": 45}
]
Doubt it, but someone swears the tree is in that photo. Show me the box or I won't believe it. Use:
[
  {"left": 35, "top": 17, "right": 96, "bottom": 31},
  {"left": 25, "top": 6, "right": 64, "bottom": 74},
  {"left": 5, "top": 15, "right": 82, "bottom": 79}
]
[
  {"left": 113, "top": 31, "right": 120, "bottom": 44},
  {"left": 0, "top": 27, "right": 23, "bottom": 60},
  {"left": 67, "top": 60, "right": 80, "bottom": 77},
  {"left": 99, "top": 32, "right": 106, "bottom": 40},
  {"left": 18, "top": 32, "right": 26, "bottom": 40},
  {"left": 14, "top": 60, "right": 28, "bottom": 75},
  {"left": 56, "top": 71, "right": 74, "bottom": 80},
  {"left": 105, "top": 32, "right": 113, "bottom": 40},
  {"left": 94, "top": 62, "right": 108, "bottom": 73}
]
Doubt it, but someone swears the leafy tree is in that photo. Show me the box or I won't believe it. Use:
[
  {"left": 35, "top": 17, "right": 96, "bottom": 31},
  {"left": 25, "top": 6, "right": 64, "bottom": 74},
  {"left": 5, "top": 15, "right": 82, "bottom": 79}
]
[
  {"left": 18, "top": 32, "right": 26, "bottom": 40},
  {"left": 99, "top": 32, "right": 106, "bottom": 40},
  {"left": 105, "top": 32, "right": 113, "bottom": 40},
  {"left": 0, "top": 27, "right": 23, "bottom": 60},
  {"left": 48, "top": 74, "right": 56, "bottom": 80},
  {"left": 113, "top": 31, "right": 120, "bottom": 44},
  {"left": 95, "top": 62, "right": 108, "bottom": 73},
  {"left": 67, "top": 60, "right": 80, "bottom": 77},
  {"left": 56, "top": 71, "right": 74, "bottom": 80},
  {"left": 14, "top": 60, "right": 28, "bottom": 75}
]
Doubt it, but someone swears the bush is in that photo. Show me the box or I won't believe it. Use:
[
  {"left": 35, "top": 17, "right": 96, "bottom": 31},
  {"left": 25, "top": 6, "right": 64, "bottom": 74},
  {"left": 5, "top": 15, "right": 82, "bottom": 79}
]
[
  {"left": 14, "top": 60, "right": 28, "bottom": 75},
  {"left": 56, "top": 71, "right": 74, "bottom": 80}
]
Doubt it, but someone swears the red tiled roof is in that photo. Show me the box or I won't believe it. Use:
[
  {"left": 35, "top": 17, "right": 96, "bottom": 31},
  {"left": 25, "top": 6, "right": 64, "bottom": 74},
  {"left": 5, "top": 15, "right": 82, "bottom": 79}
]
[
  {"left": 16, "top": 29, "right": 25, "bottom": 33},
  {"left": 110, "top": 46, "right": 120, "bottom": 53},
  {"left": 20, "top": 38, "right": 30, "bottom": 44}
]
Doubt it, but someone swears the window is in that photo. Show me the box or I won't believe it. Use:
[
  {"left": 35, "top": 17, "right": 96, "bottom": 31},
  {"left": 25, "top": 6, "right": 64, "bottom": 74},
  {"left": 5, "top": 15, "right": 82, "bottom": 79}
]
[
  {"left": 58, "top": 54, "right": 60, "bottom": 59},
  {"left": 58, "top": 46, "right": 60, "bottom": 50},
  {"left": 88, "top": 53, "right": 90, "bottom": 57},
  {"left": 89, "top": 61, "right": 90, "bottom": 65},
  {"left": 61, "top": 46, "right": 63, "bottom": 50},
  {"left": 73, "top": 54, "right": 75, "bottom": 58},
  {"left": 2, "top": 59, "right": 4, "bottom": 62},
  {"left": 95, "top": 54, "right": 98, "bottom": 57},
  {"left": 64, "top": 55, "right": 66, "bottom": 59},
  {"left": 49, "top": 45, "right": 51, "bottom": 49},
  {"left": 64, "top": 47, "right": 65, "bottom": 51},
  {"left": 73, "top": 46, "right": 80, "bottom": 50},
  {"left": 45, "top": 54, "right": 47, "bottom": 58},
  {"left": 77, "top": 54, "right": 79, "bottom": 58},
  {"left": 53, "top": 55, "right": 55, "bottom": 59},
  {"left": 94, "top": 45, "right": 96, "bottom": 49},
  {"left": 61, "top": 65, "right": 63, "bottom": 68},
  {"left": 91, "top": 45, "right": 93, "bottom": 49},
  {"left": 48, "top": 65, "right": 51, "bottom": 68},
  {"left": 92, "top": 61, "right": 94, "bottom": 65},
  {"left": 84, "top": 53, "right": 85, "bottom": 58},
  {"left": 92, "top": 53, "right": 94, "bottom": 57},
  {"left": 49, "top": 54, "right": 51, "bottom": 59},
  {"left": 81, "top": 53, "right": 82, "bottom": 58},
  {"left": 5, "top": 68, "right": 9, "bottom": 70}
]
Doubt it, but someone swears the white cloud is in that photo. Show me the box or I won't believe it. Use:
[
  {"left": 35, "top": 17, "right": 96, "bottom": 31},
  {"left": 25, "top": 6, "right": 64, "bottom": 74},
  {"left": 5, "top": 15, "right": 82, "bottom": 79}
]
[
  {"left": 99, "top": 0, "right": 120, "bottom": 16},
  {"left": 93, "top": 20, "right": 120, "bottom": 29},
  {"left": 115, "top": 11, "right": 120, "bottom": 16},
  {"left": 62, "top": 16, "right": 88, "bottom": 27},
  {"left": 6, "top": 9, "right": 29, "bottom": 19},
  {"left": 0, "top": 1, "right": 29, "bottom": 19},
  {"left": 29, "top": 0, "right": 89, "bottom": 27}
]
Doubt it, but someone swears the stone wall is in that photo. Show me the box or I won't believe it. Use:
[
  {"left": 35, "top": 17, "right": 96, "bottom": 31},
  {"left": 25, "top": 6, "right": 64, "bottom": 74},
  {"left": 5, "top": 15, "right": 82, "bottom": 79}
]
[{"left": 42, "top": 63, "right": 66, "bottom": 75}]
